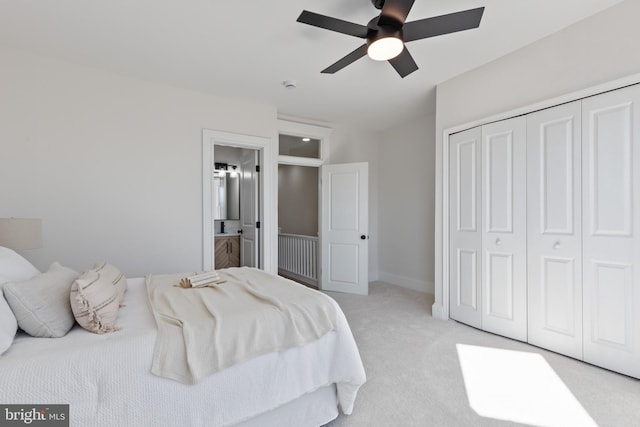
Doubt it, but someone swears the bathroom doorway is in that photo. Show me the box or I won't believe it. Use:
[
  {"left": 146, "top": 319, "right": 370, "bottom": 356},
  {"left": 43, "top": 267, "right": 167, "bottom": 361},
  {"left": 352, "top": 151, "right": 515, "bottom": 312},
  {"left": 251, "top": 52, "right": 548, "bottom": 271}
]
[
  {"left": 212, "top": 145, "right": 259, "bottom": 269},
  {"left": 202, "top": 129, "right": 274, "bottom": 273}
]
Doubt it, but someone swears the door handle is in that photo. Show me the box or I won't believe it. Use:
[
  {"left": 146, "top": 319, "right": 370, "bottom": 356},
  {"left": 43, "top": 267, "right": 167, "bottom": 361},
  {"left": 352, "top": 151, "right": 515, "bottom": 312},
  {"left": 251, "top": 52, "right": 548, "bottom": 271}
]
[
  {"left": 360, "top": 235, "right": 367, "bottom": 240},
  {"left": 495, "top": 238, "right": 502, "bottom": 246},
  {"left": 553, "top": 241, "right": 561, "bottom": 249}
]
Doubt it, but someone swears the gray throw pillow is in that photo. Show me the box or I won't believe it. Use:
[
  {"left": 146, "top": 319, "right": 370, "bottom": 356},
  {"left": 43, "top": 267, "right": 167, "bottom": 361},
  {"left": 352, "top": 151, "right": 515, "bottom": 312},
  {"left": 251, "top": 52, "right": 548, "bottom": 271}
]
[{"left": 3, "top": 262, "right": 79, "bottom": 338}]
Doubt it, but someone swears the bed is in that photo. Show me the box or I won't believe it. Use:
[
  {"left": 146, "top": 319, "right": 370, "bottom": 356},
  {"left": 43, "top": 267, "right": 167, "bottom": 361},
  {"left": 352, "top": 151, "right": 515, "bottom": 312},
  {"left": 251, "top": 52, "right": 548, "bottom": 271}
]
[{"left": 0, "top": 249, "right": 366, "bottom": 427}]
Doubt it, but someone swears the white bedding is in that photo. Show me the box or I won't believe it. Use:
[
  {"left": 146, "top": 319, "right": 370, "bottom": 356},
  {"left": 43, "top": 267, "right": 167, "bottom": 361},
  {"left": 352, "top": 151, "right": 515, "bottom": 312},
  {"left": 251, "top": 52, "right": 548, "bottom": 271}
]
[
  {"left": 147, "top": 268, "right": 341, "bottom": 383},
  {"left": 0, "top": 276, "right": 366, "bottom": 427}
]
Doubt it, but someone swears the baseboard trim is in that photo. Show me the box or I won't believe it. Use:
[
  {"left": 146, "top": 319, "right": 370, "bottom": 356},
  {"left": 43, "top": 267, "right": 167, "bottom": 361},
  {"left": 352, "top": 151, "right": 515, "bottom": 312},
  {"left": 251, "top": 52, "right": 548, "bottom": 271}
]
[
  {"left": 431, "top": 303, "right": 447, "bottom": 320},
  {"left": 378, "top": 271, "right": 434, "bottom": 294}
]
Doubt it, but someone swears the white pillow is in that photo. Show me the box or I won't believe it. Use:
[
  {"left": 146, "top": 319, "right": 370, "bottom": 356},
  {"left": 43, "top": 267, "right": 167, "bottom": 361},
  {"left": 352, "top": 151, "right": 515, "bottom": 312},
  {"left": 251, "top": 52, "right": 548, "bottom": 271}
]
[
  {"left": 0, "top": 247, "right": 40, "bottom": 355},
  {"left": 0, "top": 246, "right": 40, "bottom": 282},
  {"left": 0, "top": 295, "right": 18, "bottom": 355},
  {"left": 70, "top": 264, "right": 124, "bottom": 334},
  {"left": 3, "top": 262, "right": 79, "bottom": 338}
]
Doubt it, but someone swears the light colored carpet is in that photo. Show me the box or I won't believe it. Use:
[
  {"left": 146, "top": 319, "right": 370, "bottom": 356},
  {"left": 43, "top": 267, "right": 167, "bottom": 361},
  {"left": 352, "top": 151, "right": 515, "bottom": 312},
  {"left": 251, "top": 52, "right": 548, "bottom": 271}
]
[{"left": 323, "top": 282, "right": 640, "bottom": 427}]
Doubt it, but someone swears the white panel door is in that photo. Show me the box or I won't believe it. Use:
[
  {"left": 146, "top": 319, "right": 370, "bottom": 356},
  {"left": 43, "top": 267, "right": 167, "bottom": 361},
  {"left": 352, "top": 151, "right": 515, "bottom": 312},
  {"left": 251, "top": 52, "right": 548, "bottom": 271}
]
[
  {"left": 321, "top": 162, "right": 368, "bottom": 295},
  {"left": 240, "top": 150, "right": 259, "bottom": 268},
  {"left": 449, "top": 127, "right": 482, "bottom": 329},
  {"left": 582, "top": 84, "right": 640, "bottom": 378},
  {"left": 481, "top": 117, "right": 527, "bottom": 341},
  {"left": 527, "top": 101, "right": 583, "bottom": 359}
]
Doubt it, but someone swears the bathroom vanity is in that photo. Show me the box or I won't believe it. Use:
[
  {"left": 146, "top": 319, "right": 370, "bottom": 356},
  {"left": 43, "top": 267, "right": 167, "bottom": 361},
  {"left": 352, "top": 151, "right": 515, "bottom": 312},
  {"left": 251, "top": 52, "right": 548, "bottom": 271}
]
[{"left": 214, "top": 234, "right": 240, "bottom": 269}]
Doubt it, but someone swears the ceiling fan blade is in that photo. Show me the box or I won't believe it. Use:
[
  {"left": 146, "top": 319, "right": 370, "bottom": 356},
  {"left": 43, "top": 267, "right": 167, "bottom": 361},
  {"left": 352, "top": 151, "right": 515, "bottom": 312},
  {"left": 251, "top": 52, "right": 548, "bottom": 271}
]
[
  {"left": 403, "top": 7, "right": 485, "bottom": 42},
  {"left": 388, "top": 46, "right": 418, "bottom": 78},
  {"left": 297, "top": 10, "right": 368, "bottom": 38},
  {"left": 380, "top": 0, "right": 416, "bottom": 26},
  {"left": 321, "top": 44, "right": 368, "bottom": 74}
]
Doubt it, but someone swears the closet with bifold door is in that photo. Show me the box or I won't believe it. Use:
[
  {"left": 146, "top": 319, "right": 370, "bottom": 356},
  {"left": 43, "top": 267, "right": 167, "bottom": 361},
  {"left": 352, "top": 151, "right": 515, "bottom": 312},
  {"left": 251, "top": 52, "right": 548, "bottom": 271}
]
[
  {"left": 449, "top": 117, "right": 527, "bottom": 342},
  {"left": 449, "top": 83, "right": 640, "bottom": 379},
  {"left": 526, "top": 100, "right": 583, "bottom": 361}
]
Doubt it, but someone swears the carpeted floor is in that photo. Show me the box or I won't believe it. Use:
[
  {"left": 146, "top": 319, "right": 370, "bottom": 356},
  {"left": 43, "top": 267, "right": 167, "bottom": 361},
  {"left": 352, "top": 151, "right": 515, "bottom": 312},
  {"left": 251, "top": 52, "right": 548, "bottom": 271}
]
[{"left": 323, "top": 281, "right": 640, "bottom": 427}]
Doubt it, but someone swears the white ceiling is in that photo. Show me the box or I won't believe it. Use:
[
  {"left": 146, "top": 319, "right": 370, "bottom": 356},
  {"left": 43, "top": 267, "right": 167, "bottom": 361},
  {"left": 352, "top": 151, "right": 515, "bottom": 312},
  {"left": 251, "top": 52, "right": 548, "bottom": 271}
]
[{"left": 0, "top": 0, "right": 624, "bottom": 131}]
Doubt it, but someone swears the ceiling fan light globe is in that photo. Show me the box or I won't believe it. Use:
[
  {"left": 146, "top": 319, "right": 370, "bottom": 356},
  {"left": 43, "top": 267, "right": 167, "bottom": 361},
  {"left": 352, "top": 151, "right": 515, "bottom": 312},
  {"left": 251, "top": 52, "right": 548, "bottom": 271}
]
[{"left": 367, "top": 37, "right": 403, "bottom": 61}]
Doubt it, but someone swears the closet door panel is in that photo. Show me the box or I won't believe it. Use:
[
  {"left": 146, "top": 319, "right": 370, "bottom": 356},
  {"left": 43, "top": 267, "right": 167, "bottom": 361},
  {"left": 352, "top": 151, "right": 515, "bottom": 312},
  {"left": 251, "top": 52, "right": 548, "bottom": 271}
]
[
  {"left": 527, "top": 101, "right": 583, "bottom": 359},
  {"left": 582, "top": 84, "right": 640, "bottom": 378},
  {"left": 449, "top": 127, "right": 482, "bottom": 328},
  {"left": 485, "top": 252, "right": 515, "bottom": 319},
  {"left": 481, "top": 117, "right": 527, "bottom": 341}
]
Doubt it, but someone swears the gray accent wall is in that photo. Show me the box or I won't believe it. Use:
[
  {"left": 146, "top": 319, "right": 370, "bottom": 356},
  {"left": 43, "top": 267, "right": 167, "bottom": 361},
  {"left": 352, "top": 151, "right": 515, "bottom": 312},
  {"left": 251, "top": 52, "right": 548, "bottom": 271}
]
[{"left": 278, "top": 164, "right": 318, "bottom": 237}]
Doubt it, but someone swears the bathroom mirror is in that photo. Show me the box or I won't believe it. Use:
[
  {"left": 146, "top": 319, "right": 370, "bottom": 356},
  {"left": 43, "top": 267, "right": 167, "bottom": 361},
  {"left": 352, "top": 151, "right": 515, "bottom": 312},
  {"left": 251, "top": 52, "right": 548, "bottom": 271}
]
[{"left": 213, "top": 172, "right": 240, "bottom": 220}]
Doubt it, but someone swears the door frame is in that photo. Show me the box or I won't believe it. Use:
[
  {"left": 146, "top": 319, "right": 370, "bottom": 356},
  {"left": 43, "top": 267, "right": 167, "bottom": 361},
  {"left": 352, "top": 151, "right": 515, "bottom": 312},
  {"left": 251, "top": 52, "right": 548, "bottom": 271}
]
[
  {"left": 433, "top": 73, "right": 640, "bottom": 321},
  {"left": 202, "top": 129, "right": 276, "bottom": 274}
]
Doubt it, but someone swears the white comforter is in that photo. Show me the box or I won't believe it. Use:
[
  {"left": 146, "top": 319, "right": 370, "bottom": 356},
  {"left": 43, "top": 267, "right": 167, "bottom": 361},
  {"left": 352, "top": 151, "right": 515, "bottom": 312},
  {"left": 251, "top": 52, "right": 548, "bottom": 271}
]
[
  {"left": 148, "top": 268, "right": 341, "bottom": 383},
  {"left": 0, "top": 276, "right": 366, "bottom": 427}
]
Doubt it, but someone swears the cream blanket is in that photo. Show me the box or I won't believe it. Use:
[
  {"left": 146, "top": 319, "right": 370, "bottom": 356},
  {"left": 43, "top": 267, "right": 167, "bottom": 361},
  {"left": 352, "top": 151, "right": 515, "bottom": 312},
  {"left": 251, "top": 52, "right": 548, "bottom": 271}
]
[{"left": 146, "top": 267, "right": 339, "bottom": 384}]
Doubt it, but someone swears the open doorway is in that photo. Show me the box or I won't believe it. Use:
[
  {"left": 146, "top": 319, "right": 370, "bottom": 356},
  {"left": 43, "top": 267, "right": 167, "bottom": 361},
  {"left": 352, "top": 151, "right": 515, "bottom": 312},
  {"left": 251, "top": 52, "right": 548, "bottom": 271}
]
[
  {"left": 278, "top": 163, "right": 319, "bottom": 287},
  {"left": 213, "top": 145, "right": 259, "bottom": 269},
  {"left": 276, "top": 120, "right": 368, "bottom": 295},
  {"left": 202, "top": 129, "right": 275, "bottom": 273},
  {"left": 276, "top": 121, "right": 328, "bottom": 289}
]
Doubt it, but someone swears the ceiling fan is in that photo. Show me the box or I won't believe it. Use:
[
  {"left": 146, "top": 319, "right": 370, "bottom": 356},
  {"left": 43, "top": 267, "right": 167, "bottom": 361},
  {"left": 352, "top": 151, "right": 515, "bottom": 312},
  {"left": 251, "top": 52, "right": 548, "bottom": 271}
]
[{"left": 297, "top": 0, "right": 485, "bottom": 78}]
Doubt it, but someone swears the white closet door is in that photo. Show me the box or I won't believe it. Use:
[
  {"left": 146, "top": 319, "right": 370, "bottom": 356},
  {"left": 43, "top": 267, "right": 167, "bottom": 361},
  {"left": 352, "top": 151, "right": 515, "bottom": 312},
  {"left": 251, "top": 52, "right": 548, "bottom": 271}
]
[
  {"left": 527, "top": 101, "right": 583, "bottom": 359},
  {"left": 582, "top": 84, "right": 640, "bottom": 378},
  {"left": 449, "top": 127, "right": 482, "bottom": 328},
  {"left": 481, "top": 117, "right": 527, "bottom": 341}
]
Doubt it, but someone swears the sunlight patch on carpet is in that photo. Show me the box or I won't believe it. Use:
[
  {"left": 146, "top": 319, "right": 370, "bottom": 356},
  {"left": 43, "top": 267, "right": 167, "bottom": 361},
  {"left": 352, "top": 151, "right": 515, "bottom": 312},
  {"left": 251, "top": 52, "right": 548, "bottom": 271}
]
[{"left": 456, "top": 344, "right": 596, "bottom": 427}]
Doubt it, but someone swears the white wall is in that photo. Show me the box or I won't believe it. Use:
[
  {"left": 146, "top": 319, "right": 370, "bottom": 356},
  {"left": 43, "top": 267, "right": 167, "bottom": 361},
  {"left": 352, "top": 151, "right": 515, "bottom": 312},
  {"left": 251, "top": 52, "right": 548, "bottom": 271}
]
[
  {"left": 0, "top": 47, "right": 276, "bottom": 277},
  {"left": 436, "top": 0, "right": 640, "bottom": 131},
  {"left": 0, "top": 47, "right": 430, "bottom": 290},
  {"left": 433, "top": 0, "right": 640, "bottom": 315},
  {"left": 378, "top": 114, "right": 436, "bottom": 293},
  {"left": 214, "top": 145, "right": 243, "bottom": 167}
]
